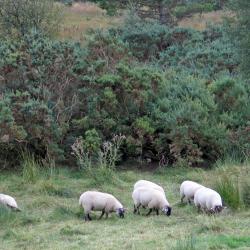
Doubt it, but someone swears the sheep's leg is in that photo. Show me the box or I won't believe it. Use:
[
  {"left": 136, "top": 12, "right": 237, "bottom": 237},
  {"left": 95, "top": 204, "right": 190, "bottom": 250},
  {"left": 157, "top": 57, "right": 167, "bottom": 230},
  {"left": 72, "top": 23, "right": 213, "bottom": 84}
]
[
  {"left": 84, "top": 213, "right": 92, "bottom": 221},
  {"left": 146, "top": 208, "right": 153, "bottom": 216},
  {"left": 181, "top": 195, "right": 185, "bottom": 203},
  {"left": 188, "top": 198, "right": 192, "bottom": 204},
  {"left": 99, "top": 210, "right": 105, "bottom": 220},
  {"left": 136, "top": 204, "right": 141, "bottom": 215},
  {"left": 87, "top": 214, "right": 92, "bottom": 221},
  {"left": 156, "top": 209, "right": 159, "bottom": 216},
  {"left": 133, "top": 204, "right": 137, "bottom": 214},
  {"left": 134, "top": 204, "right": 141, "bottom": 215},
  {"left": 197, "top": 205, "right": 201, "bottom": 213},
  {"left": 105, "top": 212, "right": 109, "bottom": 219}
]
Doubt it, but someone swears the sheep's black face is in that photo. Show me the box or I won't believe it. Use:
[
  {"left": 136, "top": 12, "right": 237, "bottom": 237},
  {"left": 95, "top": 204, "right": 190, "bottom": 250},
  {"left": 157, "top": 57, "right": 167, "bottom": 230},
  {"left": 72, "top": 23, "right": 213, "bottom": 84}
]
[
  {"left": 167, "top": 207, "right": 172, "bottom": 216},
  {"left": 214, "top": 205, "right": 223, "bottom": 213},
  {"left": 117, "top": 208, "right": 125, "bottom": 218},
  {"left": 162, "top": 206, "right": 171, "bottom": 216}
]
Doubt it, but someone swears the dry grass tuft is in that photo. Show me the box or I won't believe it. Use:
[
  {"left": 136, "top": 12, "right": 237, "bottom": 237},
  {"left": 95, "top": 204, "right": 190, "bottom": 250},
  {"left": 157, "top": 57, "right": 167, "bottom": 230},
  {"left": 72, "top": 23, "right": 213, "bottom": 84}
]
[
  {"left": 178, "top": 10, "right": 232, "bottom": 30},
  {"left": 70, "top": 2, "right": 106, "bottom": 15},
  {"left": 58, "top": 2, "right": 122, "bottom": 41}
]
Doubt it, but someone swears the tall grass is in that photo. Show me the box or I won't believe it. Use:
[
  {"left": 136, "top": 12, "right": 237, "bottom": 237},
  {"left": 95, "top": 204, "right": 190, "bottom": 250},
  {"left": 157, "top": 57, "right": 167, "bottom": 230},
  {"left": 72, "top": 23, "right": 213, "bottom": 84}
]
[
  {"left": 215, "top": 172, "right": 242, "bottom": 209},
  {"left": 21, "top": 152, "right": 41, "bottom": 183}
]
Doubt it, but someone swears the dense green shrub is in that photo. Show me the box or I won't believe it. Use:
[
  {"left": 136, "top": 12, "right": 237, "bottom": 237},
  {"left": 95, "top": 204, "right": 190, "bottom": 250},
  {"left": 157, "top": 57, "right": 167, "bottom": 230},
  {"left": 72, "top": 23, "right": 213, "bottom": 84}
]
[
  {"left": 0, "top": 17, "right": 248, "bottom": 168},
  {"left": 116, "top": 17, "right": 237, "bottom": 79},
  {"left": 0, "top": 31, "right": 79, "bottom": 164},
  {"left": 228, "top": 0, "right": 250, "bottom": 78}
]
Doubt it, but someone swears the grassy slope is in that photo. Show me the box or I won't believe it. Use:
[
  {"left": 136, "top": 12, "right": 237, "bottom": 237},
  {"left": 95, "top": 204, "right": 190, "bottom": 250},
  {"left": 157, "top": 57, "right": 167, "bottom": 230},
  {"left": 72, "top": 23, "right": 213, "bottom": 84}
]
[
  {"left": 0, "top": 164, "right": 249, "bottom": 250},
  {"left": 58, "top": 2, "right": 122, "bottom": 41},
  {"left": 178, "top": 10, "right": 232, "bottom": 30}
]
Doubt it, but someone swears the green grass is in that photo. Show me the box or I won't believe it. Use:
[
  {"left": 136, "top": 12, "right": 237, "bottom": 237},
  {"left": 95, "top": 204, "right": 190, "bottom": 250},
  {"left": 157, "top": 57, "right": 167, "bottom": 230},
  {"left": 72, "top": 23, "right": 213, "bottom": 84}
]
[{"left": 0, "top": 164, "right": 249, "bottom": 250}]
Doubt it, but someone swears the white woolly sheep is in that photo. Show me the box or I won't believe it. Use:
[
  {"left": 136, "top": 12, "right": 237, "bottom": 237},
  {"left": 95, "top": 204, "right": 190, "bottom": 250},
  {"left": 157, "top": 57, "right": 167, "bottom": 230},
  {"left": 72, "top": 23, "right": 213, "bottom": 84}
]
[
  {"left": 0, "top": 193, "right": 21, "bottom": 211},
  {"left": 132, "top": 187, "right": 171, "bottom": 216},
  {"left": 79, "top": 191, "right": 125, "bottom": 221},
  {"left": 134, "top": 180, "right": 165, "bottom": 194},
  {"left": 180, "top": 180, "right": 204, "bottom": 204},
  {"left": 194, "top": 187, "right": 224, "bottom": 213}
]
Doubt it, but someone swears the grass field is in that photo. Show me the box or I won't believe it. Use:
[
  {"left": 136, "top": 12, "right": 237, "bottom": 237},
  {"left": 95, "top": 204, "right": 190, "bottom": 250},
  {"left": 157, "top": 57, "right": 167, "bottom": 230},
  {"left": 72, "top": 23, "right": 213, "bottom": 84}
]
[{"left": 0, "top": 161, "right": 250, "bottom": 250}]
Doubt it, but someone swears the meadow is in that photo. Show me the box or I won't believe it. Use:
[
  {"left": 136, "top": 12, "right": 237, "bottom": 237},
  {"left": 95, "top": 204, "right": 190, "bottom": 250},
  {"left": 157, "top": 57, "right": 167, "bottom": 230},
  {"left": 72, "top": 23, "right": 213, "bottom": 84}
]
[{"left": 0, "top": 161, "right": 249, "bottom": 250}]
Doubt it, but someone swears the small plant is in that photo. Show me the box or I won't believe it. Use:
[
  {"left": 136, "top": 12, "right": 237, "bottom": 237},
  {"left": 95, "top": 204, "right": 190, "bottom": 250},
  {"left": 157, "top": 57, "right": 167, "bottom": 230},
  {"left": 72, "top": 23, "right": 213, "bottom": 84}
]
[
  {"left": 99, "top": 134, "right": 126, "bottom": 170},
  {"left": 21, "top": 152, "right": 41, "bottom": 183},
  {"left": 71, "top": 136, "right": 92, "bottom": 170}
]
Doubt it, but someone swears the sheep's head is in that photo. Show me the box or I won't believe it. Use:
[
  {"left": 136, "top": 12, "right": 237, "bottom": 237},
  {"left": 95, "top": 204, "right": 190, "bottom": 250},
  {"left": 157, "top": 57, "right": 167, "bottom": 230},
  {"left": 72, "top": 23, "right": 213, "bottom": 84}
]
[
  {"left": 162, "top": 206, "right": 171, "bottom": 216},
  {"left": 116, "top": 208, "right": 125, "bottom": 218},
  {"left": 211, "top": 205, "right": 224, "bottom": 213}
]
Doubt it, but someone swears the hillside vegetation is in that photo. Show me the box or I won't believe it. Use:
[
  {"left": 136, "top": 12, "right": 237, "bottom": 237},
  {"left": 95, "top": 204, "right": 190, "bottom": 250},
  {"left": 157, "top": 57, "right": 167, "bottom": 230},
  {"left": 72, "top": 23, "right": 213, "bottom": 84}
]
[{"left": 0, "top": 0, "right": 250, "bottom": 249}]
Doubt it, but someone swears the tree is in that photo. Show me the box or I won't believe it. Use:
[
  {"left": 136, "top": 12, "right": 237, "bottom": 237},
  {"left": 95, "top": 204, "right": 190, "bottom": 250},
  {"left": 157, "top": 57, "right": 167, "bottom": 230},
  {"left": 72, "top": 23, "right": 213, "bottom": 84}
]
[
  {"left": 0, "top": 0, "right": 62, "bottom": 38},
  {"left": 228, "top": 0, "right": 250, "bottom": 78}
]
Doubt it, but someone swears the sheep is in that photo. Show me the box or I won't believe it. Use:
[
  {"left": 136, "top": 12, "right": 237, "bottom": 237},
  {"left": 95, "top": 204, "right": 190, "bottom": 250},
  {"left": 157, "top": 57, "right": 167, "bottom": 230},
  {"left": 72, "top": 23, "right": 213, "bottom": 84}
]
[
  {"left": 132, "top": 187, "right": 171, "bottom": 216},
  {"left": 0, "top": 193, "right": 21, "bottom": 211},
  {"left": 134, "top": 180, "right": 165, "bottom": 194},
  {"left": 194, "top": 187, "right": 224, "bottom": 213},
  {"left": 79, "top": 191, "right": 125, "bottom": 221},
  {"left": 180, "top": 180, "right": 204, "bottom": 204}
]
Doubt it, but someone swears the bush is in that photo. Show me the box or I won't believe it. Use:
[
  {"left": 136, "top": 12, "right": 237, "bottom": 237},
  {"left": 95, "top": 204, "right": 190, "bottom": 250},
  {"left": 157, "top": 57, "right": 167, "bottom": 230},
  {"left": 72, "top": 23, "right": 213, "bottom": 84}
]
[
  {"left": 0, "top": 31, "right": 80, "bottom": 165},
  {"left": 0, "top": 0, "right": 62, "bottom": 38},
  {"left": 0, "top": 17, "right": 248, "bottom": 168}
]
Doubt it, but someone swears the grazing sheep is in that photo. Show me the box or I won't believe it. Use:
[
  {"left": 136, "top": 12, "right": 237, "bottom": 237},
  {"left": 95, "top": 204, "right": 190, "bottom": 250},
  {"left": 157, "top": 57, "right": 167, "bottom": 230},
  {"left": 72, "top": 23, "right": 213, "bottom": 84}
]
[
  {"left": 0, "top": 194, "right": 21, "bottom": 211},
  {"left": 132, "top": 187, "right": 171, "bottom": 216},
  {"left": 194, "top": 187, "right": 224, "bottom": 213},
  {"left": 79, "top": 191, "right": 125, "bottom": 221},
  {"left": 134, "top": 180, "right": 165, "bottom": 194},
  {"left": 180, "top": 180, "right": 204, "bottom": 204}
]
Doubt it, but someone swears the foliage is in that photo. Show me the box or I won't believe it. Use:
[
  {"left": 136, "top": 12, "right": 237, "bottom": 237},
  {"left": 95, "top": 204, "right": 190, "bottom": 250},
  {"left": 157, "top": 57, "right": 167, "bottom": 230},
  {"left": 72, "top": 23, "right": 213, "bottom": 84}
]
[
  {"left": 0, "top": 30, "right": 79, "bottom": 164},
  {"left": 0, "top": 15, "right": 249, "bottom": 167},
  {"left": 117, "top": 17, "right": 237, "bottom": 79},
  {"left": 0, "top": 0, "right": 62, "bottom": 38},
  {"left": 228, "top": 0, "right": 250, "bottom": 78}
]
